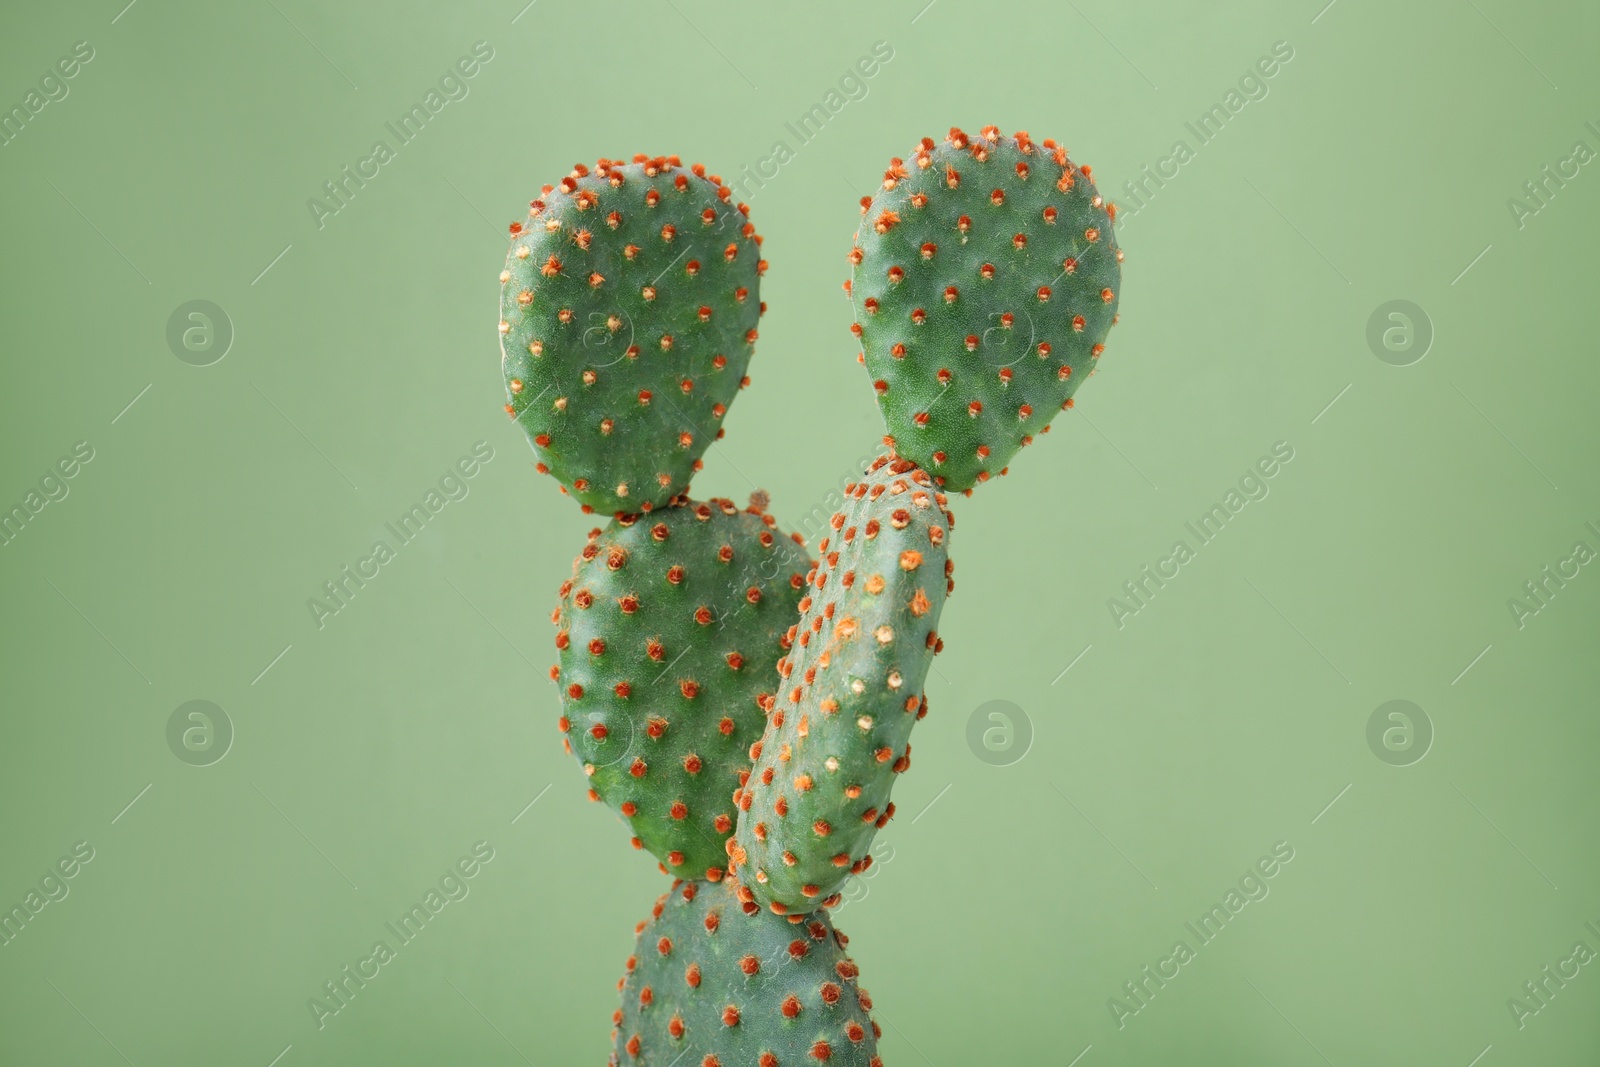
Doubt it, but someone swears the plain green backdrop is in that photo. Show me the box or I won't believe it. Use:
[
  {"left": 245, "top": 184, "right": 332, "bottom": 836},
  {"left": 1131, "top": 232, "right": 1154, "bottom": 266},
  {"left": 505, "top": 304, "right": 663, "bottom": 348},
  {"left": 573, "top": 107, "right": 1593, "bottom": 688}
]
[{"left": 2, "top": 0, "right": 1597, "bottom": 1063}]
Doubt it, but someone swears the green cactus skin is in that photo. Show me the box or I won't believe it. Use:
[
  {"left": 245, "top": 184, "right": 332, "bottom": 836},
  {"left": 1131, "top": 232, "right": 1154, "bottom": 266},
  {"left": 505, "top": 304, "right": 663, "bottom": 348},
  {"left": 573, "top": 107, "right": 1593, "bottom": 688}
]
[
  {"left": 500, "top": 155, "right": 767, "bottom": 516},
  {"left": 609, "top": 878, "right": 882, "bottom": 1066},
  {"left": 729, "top": 455, "right": 953, "bottom": 913},
  {"left": 553, "top": 496, "right": 812, "bottom": 880},
  {"left": 847, "top": 126, "right": 1123, "bottom": 493}
]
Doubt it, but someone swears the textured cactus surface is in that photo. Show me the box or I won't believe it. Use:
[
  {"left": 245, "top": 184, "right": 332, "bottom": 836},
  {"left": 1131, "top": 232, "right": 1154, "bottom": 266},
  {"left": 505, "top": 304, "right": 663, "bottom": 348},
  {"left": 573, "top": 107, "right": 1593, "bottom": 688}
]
[
  {"left": 730, "top": 454, "right": 953, "bottom": 912},
  {"left": 610, "top": 878, "right": 882, "bottom": 1066},
  {"left": 500, "top": 155, "right": 766, "bottom": 515},
  {"left": 495, "top": 132, "right": 1125, "bottom": 1056},
  {"left": 847, "top": 126, "right": 1122, "bottom": 492},
  {"left": 554, "top": 496, "right": 812, "bottom": 879}
]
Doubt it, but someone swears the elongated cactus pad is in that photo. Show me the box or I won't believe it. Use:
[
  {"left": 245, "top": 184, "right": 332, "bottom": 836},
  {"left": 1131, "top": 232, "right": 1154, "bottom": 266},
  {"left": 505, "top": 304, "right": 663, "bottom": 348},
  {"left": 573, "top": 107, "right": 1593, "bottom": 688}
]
[
  {"left": 501, "top": 155, "right": 766, "bottom": 515},
  {"left": 610, "top": 878, "right": 882, "bottom": 1066},
  {"left": 731, "top": 455, "right": 953, "bottom": 912},
  {"left": 847, "top": 126, "right": 1123, "bottom": 492},
  {"left": 554, "top": 495, "right": 812, "bottom": 879}
]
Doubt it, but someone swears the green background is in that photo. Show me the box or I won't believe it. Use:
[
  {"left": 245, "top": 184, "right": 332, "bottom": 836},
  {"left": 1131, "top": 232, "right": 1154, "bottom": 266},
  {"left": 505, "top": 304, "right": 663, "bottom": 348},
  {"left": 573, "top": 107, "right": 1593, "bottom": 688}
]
[{"left": 2, "top": 0, "right": 1597, "bottom": 1063}]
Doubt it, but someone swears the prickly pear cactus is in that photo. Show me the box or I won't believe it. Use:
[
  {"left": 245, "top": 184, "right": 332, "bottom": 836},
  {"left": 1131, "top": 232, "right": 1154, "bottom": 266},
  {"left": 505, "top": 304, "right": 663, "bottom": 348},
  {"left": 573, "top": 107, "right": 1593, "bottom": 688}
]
[
  {"left": 496, "top": 131, "right": 1124, "bottom": 1058},
  {"left": 730, "top": 454, "right": 953, "bottom": 913},
  {"left": 609, "top": 878, "right": 882, "bottom": 1066},
  {"left": 553, "top": 496, "right": 812, "bottom": 879},
  {"left": 846, "top": 126, "right": 1123, "bottom": 492},
  {"left": 500, "top": 155, "right": 766, "bottom": 516}
]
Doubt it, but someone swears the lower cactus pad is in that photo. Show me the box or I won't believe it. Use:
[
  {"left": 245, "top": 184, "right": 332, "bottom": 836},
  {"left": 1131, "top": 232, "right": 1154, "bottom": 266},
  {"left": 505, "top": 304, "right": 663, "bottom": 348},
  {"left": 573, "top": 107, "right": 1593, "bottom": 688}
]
[{"left": 610, "top": 878, "right": 882, "bottom": 1066}]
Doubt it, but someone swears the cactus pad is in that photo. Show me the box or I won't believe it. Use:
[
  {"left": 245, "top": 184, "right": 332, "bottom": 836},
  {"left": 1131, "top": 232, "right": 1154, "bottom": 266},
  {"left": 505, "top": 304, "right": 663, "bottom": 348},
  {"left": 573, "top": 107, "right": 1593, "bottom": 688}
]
[
  {"left": 731, "top": 455, "right": 953, "bottom": 912},
  {"left": 553, "top": 496, "right": 812, "bottom": 879},
  {"left": 847, "top": 126, "right": 1122, "bottom": 492},
  {"left": 501, "top": 155, "right": 766, "bottom": 515},
  {"left": 609, "top": 878, "right": 882, "bottom": 1066}
]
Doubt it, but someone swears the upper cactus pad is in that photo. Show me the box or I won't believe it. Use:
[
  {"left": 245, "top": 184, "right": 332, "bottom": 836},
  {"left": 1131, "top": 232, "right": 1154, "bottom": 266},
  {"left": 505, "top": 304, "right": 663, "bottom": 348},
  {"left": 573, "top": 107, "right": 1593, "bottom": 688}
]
[
  {"left": 609, "top": 878, "right": 882, "bottom": 1066},
  {"left": 731, "top": 455, "right": 953, "bottom": 913},
  {"left": 847, "top": 127, "right": 1122, "bottom": 492},
  {"left": 501, "top": 155, "right": 766, "bottom": 516},
  {"left": 553, "top": 496, "right": 812, "bottom": 880}
]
